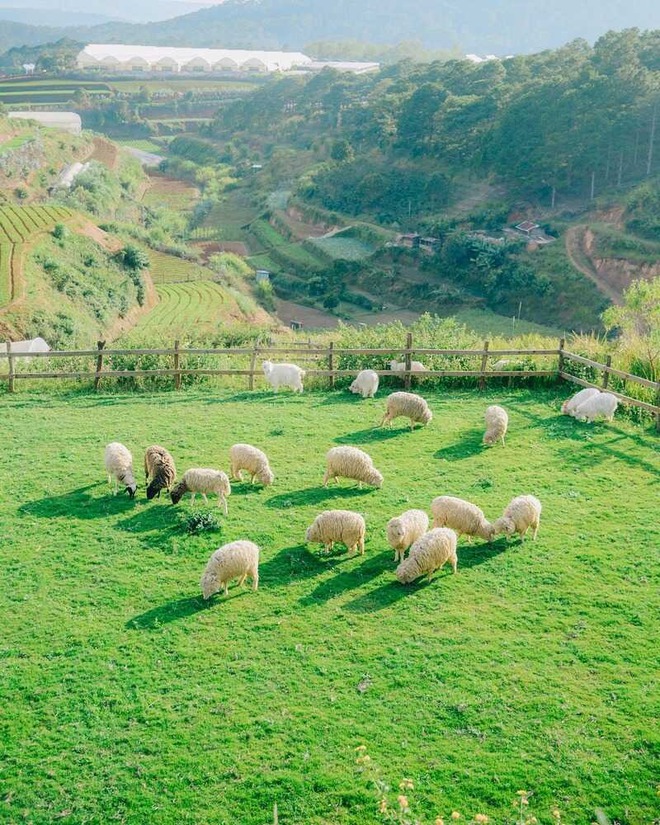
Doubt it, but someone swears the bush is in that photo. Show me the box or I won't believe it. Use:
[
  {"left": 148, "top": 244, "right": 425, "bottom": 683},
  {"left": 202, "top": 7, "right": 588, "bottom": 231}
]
[
  {"left": 185, "top": 510, "right": 222, "bottom": 535},
  {"left": 52, "top": 223, "right": 68, "bottom": 240},
  {"left": 118, "top": 244, "right": 150, "bottom": 271}
]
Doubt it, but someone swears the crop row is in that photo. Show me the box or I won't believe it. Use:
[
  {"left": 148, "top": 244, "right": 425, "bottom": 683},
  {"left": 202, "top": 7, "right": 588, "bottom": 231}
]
[
  {"left": 0, "top": 206, "right": 71, "bottom": 244},
  {"left": 134, "top": 282, "right": 230, "bottom": 335}
]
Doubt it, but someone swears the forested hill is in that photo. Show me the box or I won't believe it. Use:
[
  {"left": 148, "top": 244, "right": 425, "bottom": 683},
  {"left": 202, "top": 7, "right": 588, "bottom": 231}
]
[
  {"left": 1, "top": 0, "right": 659, "bottom": 55},
  {"left": 208, "top": 29, "right": 660, "bottom": 215}
]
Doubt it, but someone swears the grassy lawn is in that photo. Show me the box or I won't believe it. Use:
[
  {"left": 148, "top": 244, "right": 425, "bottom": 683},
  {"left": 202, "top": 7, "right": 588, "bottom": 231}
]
[{"left": 0, "top": 387, "right": 657, "bottom": 824}]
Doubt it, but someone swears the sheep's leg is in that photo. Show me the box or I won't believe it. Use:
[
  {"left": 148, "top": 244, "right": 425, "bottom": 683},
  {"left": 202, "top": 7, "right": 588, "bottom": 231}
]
[
  {"left": 451, "top": 555, "right": 458, "bottom": 574},
  {"left": 200, "top": 493, "right": 208, "bottom": 505},
  {"left": 532, "top": 521, "right": 539, "bottom": 540},
  {"left": 190, "top": 493, "right": 196, "bottom": 505},
  {"left": 251, "top": 571, "right": 259, "bottom": 591},
  {"left": 379, "top": 413, "right": 389, "bottom": 427},
  {"left": 520, "top": 527, "right": 528, "bottom": 542},
  {"left": 250, "top": 474, "right": 256, "bottom": 484},
  {"left": 501, "top": 434, "right": 506, "bottom": 446},
  {"left": 358, "top": 481, "right": 363, "bottom": 489},
  {"left": 223, "top": 582, "right": 229, "bottom": 596},
  {"left": 238, "top": 573, "right": 247, "bottom": 587},
  {"left": 322, "top": 469, "right": 330, "bottom": 487},
  {"left": 358, "top": 536, "right": 365, "bottom": 555},
  {"left": 220, "top": 494, "right": 228, "bottom": 516}
]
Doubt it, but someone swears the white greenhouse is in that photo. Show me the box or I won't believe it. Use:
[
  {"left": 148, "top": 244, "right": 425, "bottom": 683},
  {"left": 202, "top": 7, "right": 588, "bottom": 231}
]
[
  {"left": 8, "top": 111, "right": 82, "bottom": 135},
  {"left": 77, "top": 44, "right": 313, "bottom": 74}
]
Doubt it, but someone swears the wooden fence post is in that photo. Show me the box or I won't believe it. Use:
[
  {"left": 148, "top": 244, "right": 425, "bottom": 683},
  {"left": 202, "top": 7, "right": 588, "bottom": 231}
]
[
  {"left": 602, "top": 354, "right": 612, "bottom": 389},
  {"left": 173, "top": 339, "right": 181, "bottom": 390},
  {"left": 94, "top": 340, "right": 105, "bottom": 391},
  {"left": 248, "top": 346, "right": 258, "bottom": 390},
  {"left": 655, "top": 382, "right": 660, "bottom": 432},
  {"left": 479, "top": 340, "right": 490, "bottom": 391},
  {"left": 328, "top": 341, "right": 335, "bottom": 389},
  {"left": 273, "top": 802, "right": 279, "bottom": 825},
  {"left": 6, "top": 340, "right": 14, "bottom": 393},
  {"left": 404, "top": 332, "right": 413, "bottom": 391},
  {"left": 558, "top": 338, "right": 565, "bottom": 376}
]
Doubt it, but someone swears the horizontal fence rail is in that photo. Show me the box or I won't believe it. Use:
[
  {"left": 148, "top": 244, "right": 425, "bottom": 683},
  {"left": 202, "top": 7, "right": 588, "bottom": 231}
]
[{"left": 1, "top": 337, "right": 658, "bottom": 428}]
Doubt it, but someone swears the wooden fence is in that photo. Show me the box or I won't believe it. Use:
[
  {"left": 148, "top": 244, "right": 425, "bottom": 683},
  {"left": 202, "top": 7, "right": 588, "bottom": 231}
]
[{"left": 1, "top": 335, "right": 658, "bottom": 428}]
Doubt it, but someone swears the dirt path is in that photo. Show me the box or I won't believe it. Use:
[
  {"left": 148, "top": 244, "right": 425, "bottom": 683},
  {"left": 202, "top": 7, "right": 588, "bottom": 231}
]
[{"left": 565, "top": 225, "right": 622, "bottom": 304}]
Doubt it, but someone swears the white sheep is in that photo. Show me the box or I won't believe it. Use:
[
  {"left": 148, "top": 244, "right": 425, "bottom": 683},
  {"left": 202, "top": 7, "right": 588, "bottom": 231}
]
[
  {"left": 104, "top": 442, "right": 137, "bottom": 498},
  {"left": 144, "top": 445, "right": 176, "bottom": 500},
  {"left": 262, "top": 360, "right": 305, "bottom": 393},
  {"left": 493, "top": 495, "right": 542, "bottom": 541},
  {"left": 170, "top": 468, "right": 231, "bottom": 514},
  {"left": 229, "top": 443, "right": 274, "bottom": 486},
  {"left": 395, "top": 528, "right": 458, "bottom": 583},
  {"left": 561, "top": 387, "right": 600, "bottom": 416},
  {"left": 305, "top": 510, "right": 366, "bottom": 555},
  {"left": 380, "top": 391, "right": 432, "bottom": 429},
  {"left": 200, "top": 540, "right": 260, "bottom": 599},
  {"left": 483, "top": 404, "right": 508, "bottom": 446},
  {"left": 390, "top": 359, "right": 428, "bottom": 373},
  {"left": 349, "top": 369, "right": 379, "bottom": 398},
  {"left": 387, "top": 509, "right": 429, "bottom": 562},
  {"left": 431, "top": 495, "right": 496, "bottom": 542},
  {"left": 574, "top": 391, "right": 618, "bottom": 423},
  {"left": 323, "top": 445, "right": 383, "bottom": 489}
]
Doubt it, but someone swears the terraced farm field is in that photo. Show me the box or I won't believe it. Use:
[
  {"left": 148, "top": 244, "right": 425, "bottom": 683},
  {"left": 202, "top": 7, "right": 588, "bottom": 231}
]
[
  {"left": 143, "top": 174, "right": 199, "bottom": 211},
  {"left": 0, "top": 205, "right": 72, "bottom": 306},
  {"left": 128, "top": 281, "right": 242, "bottom": 338},
  {"left": 147, "top": 250, "right": 215, "bottom": 284}
]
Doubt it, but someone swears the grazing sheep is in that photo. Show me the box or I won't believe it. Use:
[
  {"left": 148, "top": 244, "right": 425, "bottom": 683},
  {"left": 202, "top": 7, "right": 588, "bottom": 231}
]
[
  {"left": 323, "top": 446, "right": 383, "bottom": 489},
  {"left": 390, "top": 359, "right": 428, "bottom": 373},
  {"left": 395, "top": 528, "right": 458, "bottom": 583},
  {"left": 200, "top": 540, "right": 260, "bottom": 599},
  {"left": 431, "top": 495, "right": 496, "bottom": 542},
  {"left": 493, "top": 495, "right": 542, "bottom": 541},
  {"left": 229, "top": 443, "right": 274, "bottom": 486},
  {"left": 262, "top": 360, "right": 305, "bottom": 393},
  {"left": 561, "top": 387, "right": 600, "bottom": 416},
  {"left": 574, "top": 391, "right": 618, "bottom": 423},
  {"left": 306, "top": 510, "right": 366, "bottom": 555},
  {"left": 170, "top": 468, "right": 231, "bottom": 514},
  {"left": 387, "top": 509, "right": 429, "bottom": 562},
  {"left": 349, "top": 369, "right": 379, "bottom": 398},
  {"left": 104, "top": 442, "right": 137, "bottom": 498},
  {"left": 483, "top": 405, "right": 508, "bottom": 446},
  {"left": 380, "top": 391, "right": 432, "bottom": 430},
  {"left": 144, "top": 445, "right": 176, "bottom": 500}
]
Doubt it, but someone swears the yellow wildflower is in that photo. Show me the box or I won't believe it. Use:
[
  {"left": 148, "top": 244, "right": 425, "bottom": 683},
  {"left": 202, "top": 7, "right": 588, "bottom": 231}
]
[
  {"left": 452, "top": 812, "right": 461, "bottom": 820},
  {"left": 399, "top": 778, "right": 414, "bottom": 791},
  {"left": 355, "top": 745, "right": 367, "bottom": 753},
  {"left": 435, "top": 819, "right": 445, "bottom": 825},
  {"left": 474, "top": 815, "right": 489, "bottom": 824},
  {"left": 552, "top": 811, "right": 561, "bottom": 820},
  {"left": 378, "top": 799, "right": 387, "bottom": 814}
]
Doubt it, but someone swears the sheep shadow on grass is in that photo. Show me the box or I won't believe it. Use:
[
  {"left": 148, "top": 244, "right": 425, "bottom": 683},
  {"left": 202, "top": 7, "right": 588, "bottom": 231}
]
[
  {"left": 299, "top": 549, "right": 392, "bottom": 607},
  {"left": 333, "top": 426, "right": 408, "bottom": 445},
  {"left": 434, "top": 427, "right": 484, "bottom": 461},
  {"left": 19, "top": 483, "right": 135, "bottom": 520},
  {"left": 126, "top": 594, "right": 215, "bottom": 630},
  {"left": 259, "top": 544, "right": 350, "bottom": 586},
  {"left": 115, "top": 504, "right": 186, "bottom": 539},
  {"left": 265, "top": 486, "right": 374, "bottom": 509}
]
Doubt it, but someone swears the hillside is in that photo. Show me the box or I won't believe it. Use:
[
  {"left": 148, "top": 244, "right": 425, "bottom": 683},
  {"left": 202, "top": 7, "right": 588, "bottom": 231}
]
[{"left": 1, "top": 0, "right": 659, "bottom": 55}]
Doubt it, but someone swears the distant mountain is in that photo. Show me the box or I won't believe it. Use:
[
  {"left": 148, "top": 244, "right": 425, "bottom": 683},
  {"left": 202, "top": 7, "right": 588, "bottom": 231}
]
[
  {"left": 0, "top": 0, "right": 658, "bottom": 57},
  {"left": 63, "top": 0, "right": 660, "bottom": 54},
  {"left": 0, "top": 21, "right": 69, "bottom": 55},
  {"left": 0, "top": 8, "right": 114, "bottom": 27}
]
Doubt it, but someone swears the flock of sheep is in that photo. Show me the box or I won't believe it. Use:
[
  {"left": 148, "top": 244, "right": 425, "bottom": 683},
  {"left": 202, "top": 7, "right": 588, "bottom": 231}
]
[{"left": 103, "top": 363, "right": 618, "bottom": 602}]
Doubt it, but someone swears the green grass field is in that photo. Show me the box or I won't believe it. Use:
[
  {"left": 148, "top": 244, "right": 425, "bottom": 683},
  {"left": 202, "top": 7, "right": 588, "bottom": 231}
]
[
  {"left": 307, "top": 234, "right": 376, "bottom": 261},
  {"left": 0, "top": 387, "right": 657, "bottom": 824}
]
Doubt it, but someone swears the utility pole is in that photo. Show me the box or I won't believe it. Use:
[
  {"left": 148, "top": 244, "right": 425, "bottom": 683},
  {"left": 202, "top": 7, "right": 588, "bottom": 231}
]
[
  {"left": 551, "top": 186, "right": 556, "bottom": 209},
  {"left": 590, "top": 170, "right": 596, "bottom": 201},
  {"left": 617, "top": 150, "right": 623, "bottom": 187}
]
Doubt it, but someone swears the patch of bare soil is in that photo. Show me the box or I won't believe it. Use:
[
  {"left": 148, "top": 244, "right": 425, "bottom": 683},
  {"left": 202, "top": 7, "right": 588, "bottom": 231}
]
[
  {"left": 88, "top": 137, "right": 119, "bottom": 171},
  {"left": 194, "top": 241, "right": 249, "bottom": 261},
  {"left": 72, "top": 218, "right": 123, "bottom": 253}
]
